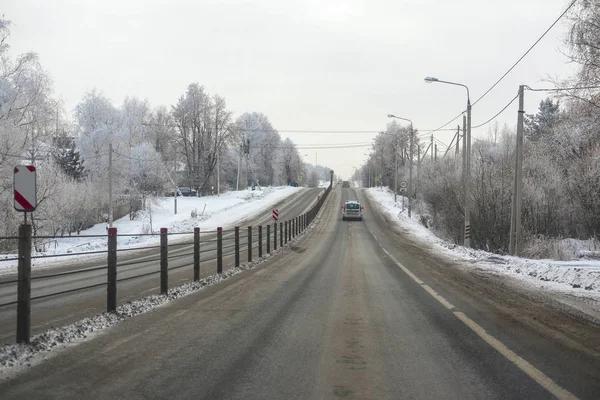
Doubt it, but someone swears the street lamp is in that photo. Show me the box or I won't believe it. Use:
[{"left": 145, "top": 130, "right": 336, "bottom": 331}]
[
  {"left": 425, "top": 76, "right": 471, "bottom": 247},
  {"left": 387, "top": 114, "right": 414, "bottom": 218}
]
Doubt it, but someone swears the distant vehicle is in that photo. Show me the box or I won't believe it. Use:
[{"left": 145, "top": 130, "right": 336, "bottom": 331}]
[
  {"left": 342, "top": 200, "right": 363, "bottom": 221},
  {"left": 179, "top": 187, "right": 197, "bottom": 197},
  {"left": 165, "top": 188, "right": 183, "bottom": 197},
  {"left": 342, "top": 181, "right": 350, "bottom": 188}
]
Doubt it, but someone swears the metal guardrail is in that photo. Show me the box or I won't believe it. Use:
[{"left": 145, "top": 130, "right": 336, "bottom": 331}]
[{"left": 0, "top": 183, "right": 333, "bottom": 344}]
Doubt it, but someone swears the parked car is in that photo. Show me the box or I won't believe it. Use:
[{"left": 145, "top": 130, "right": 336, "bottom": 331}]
[
  {"left": 342, "top": 200, "right": 363, "bottom": 221},
  {"left": 179, "top": 187, "right": 197, "bottom": 197},
  {"left": 164, "top": 188, "right": 183, "bottom": 197}
]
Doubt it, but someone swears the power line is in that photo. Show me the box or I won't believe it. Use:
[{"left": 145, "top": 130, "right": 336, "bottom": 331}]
[
  {"left": 262, "top": 143, "right": 372, "bottom": 150},
  {"left": 473, "top": 0, "right": 578, "bottom": 107},
  {"left": 472, "top": 93, "right": 519, "bottom": 129},
  {"left": 434, "top": 138, "right": 449, "bottom": 148},
  {"left": 112, "top": 150, "right": 161, "bottom": 163},
  {"left": 524, "top": 85, "right": 600, "bottom": 91},
  {"left": 424, "top": 0, "right": 578, "bottom": 135}
]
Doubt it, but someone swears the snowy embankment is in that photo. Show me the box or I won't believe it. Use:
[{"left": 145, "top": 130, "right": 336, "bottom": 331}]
[
  {"left": 366, "top": 187, "right": 600, "bottom": 297},
  {"left": 0, "top": 186, "right": 301, "bottom": 275}
]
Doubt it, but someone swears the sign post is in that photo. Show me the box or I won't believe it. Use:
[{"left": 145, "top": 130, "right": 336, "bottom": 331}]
[
  {"left": 13, "top": 165, "right": 36, "bottom": 344},
  {"left": 400, "top": 181, "right": 407, "bottom": 212}
]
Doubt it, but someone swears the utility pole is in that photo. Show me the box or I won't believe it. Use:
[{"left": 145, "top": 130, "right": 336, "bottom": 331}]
[
  {"left": 434, "top": 144, "right": 438, "bottom": 162},
  {"left": 245, "top": 139, "right": 250, "bottom": 189},
  {"left": 236, "top": 144, "right": 241, "bottom": 191},
  {"left": 394, "top": 144, "right": 398, "bottom": 202},
  {"left": 172, "top": 148, "right": 177, "bottom": 214},
  {"left": 108, "top": 143, "right": 113, "bottom": 228},
  {"left": 416, "top": 144, "right": 421, "bottom": 205},
  {"left": 431, "top": 135, "right": 434, "bottom": 162},
  {"left": 455, "top": 125, "right": 460, "bottom": 157},
  {"left": 408, "top": 125, "right": 414, "bottom": 218},
  {"left": 379, "top": 142, "right": 384, "bottom": 188},
  {"left": 462, "top": 115, "right": 467, "bottom": 188},
  {"left": 509, "top": 85, "right": 525, "bottom": 255},
  {"left": 464, "top": 100, "right": 472, "bottom": 248}
]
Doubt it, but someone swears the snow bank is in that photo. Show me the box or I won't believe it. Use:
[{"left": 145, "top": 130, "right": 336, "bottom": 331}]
[
  {"left": 0, "top": 186, "right": 301, "bottom": 275},
  {"left": 366, "top": 187, "right": 600, "bottom": 297}
]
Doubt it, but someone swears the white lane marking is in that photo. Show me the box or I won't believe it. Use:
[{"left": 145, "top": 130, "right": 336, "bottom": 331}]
[
  {"left": 379, "top": 246, "right": 424, "bottom": 286},
  {"left": 422, "top": 284, "right": 455, "bottom": 310},
  {"left": 370, "top": 229, "right": 578, "bottom": 400},
  {"left": 454, "top": 311, "right": 578, "bottom": 400}
]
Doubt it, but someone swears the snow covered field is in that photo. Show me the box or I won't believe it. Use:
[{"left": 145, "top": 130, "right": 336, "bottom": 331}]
[
  {"left": 0, "top": 186, "right": 302, "bottom": 275},
  {"left": 366, "top": 187, "right": 600, "bottom": 297}
]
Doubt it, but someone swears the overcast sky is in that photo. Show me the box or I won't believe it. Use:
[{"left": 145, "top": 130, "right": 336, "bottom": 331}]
[{"left": 5, "top": 0, "right": 575, "bottom": 178}]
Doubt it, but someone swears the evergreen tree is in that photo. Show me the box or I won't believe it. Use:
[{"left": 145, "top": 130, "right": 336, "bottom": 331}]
[
  {"left": 54, "top": 142, "right": 86, "bottom": 181},
  {"left": 524, "top": 98, "right": 560, "bottom": 140}
]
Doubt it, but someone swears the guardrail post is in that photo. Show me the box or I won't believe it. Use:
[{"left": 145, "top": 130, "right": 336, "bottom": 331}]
[
  {"left": 194, "top": 227, "right": 200, "bottom": 281},
  {"left": 235, "top": 226, "right": 240, "bottom": 267},
  {"left": 217, "top": 227, "right": 223, "bottom": 273},
  {"left": 291, "top": 218, "right": 295, "bottom": 239},
  {"left": 248, "top": 226, "right": 253, "bottom": 263},
  {"left": 280, "top": 222, "right": 283, "bottom": 247},
  {"left": 258, "top": 225, "right": 263, "bottom": 258},
  {"left": 16, "top": 223, "right": 32, "bottom": 344},
  {"left": 284, "top": 221, "right": 288, "bottom": 244},
  {"left": 274, "top": 223, "right": 277, "bottom": 251},
  {"left": 289, "top": 220, "right": 292, "bottom": 241},
  {"left": 296, "top": 216, "right": 299, "bottom": 236},
  {"left": 107, "top": 227, "right": 117, "bottom": 313},
  {"left": 266, "top": 224, "right": 271, "bottom": 254},
  {"left": 267, "top": 224, "right": 271, "bottom": 254},
  {"left": 160, "top": 228, "right": 168, "bottom": 295}
]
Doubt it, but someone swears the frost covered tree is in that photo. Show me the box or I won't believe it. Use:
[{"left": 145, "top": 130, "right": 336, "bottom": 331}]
[
  {"left": 126, "top": 142, "right": 169, "bottom": 209},
  {"left": 172, "top": 84, "right": 234, "bottom": 194},
  {"left": 275, "top": 138, "right": 301, "bottom": 185},
  {"left": 0, "top": 18, "right": 62, "bottom": 240},
  {"left": 235, "top": 112, "right": 281, "bottom": 186}
]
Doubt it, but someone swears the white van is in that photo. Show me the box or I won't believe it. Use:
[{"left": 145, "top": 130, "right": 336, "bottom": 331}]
[{"left": 342, "top": 201, "right": 363, "bottom": 221}]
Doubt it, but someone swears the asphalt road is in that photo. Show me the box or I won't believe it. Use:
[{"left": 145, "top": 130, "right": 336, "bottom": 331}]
[
  {"left": 0, "top": 186, "right": 599, "bottom": 399},
  {"left": 0, "top": 187, "right": 323, "bottom": 345}
]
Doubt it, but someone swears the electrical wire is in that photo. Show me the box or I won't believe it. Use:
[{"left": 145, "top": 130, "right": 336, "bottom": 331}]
[
  {"left": 472, "top": 93, "right": 519, "bottom": 129},
  {"left": 424, "top": 0, "right": 578, "bottom": 135},
  {"left": 112, "top": 150, "right": 161, "bottom": 163},
  {"left": 524, "top": 85, "right": 600, "bottom": 91},
  {"left": 473, "top": 0, "right": 578, "bottom": 107}
]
